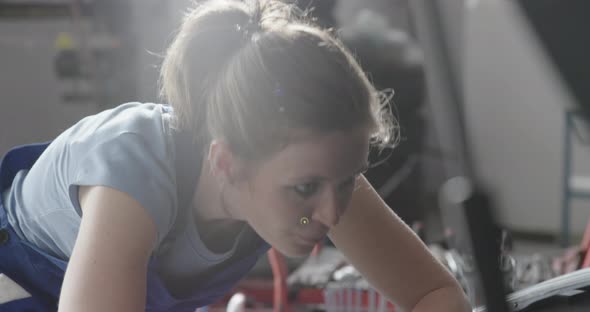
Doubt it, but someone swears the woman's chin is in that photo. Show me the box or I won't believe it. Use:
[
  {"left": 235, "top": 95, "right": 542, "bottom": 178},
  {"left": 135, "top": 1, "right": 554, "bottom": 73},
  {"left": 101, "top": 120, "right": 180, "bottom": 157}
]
[{"left": 273, "top": 241, "right": 316, "bottom": 258}]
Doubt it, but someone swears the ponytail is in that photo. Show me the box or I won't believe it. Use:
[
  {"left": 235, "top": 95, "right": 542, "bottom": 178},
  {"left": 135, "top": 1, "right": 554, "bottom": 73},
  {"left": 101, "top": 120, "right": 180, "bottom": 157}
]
[{"left": 160, "top": 0, "right": 252, "bottom": 145}]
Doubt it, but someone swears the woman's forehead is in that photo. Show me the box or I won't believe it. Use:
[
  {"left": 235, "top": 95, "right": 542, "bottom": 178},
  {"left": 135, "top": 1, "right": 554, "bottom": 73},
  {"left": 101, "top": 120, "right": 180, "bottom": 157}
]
[{"left": 262, "top": 129, "right": 371, "bottom": 179}]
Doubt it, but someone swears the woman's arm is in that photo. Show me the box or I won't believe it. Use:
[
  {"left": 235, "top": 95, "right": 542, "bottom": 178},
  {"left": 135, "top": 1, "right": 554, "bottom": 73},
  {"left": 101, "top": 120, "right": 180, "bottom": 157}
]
[
  {"left": 328, "top": 176, "right": 471, "bottom": 312},
  {"left": 58, "top": 186, "right": 157, "bottom": 312}
]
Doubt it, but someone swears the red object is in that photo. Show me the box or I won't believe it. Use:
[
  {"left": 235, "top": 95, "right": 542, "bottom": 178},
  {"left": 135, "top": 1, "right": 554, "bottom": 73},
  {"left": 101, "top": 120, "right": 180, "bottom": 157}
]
[
  {"left": 311, "top": 243, "right": 322, "bottom": 257},
  {"left": 211, "top": 243, "right": 396, "bottom": 311},
  {"left": 266, "top": 243, "right": 322, "bottom": 311},
  {"left": 268, "top": 247, "right": 291, "bottom": 312},
  {"left": 579, "top": 217, "right": 590, "bottom": 268}
]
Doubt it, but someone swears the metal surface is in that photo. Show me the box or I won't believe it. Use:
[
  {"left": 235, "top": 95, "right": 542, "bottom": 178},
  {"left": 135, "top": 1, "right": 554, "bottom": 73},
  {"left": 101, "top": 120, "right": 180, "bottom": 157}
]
[{"left": 474, "top": 268, "right": 590, "bottom": 311}]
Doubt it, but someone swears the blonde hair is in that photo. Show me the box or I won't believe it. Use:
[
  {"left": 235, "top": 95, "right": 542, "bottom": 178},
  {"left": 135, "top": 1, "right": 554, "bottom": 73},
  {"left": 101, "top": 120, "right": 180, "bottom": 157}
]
[{"left": 160, "top": 0, "right": 396, "bottom": 161}]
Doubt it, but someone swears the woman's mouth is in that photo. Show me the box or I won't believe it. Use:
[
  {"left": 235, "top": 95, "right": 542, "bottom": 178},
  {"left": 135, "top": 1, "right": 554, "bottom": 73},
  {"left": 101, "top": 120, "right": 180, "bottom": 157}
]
[{"left": 296, "top": 233, "right": 325, "bottom": 246}]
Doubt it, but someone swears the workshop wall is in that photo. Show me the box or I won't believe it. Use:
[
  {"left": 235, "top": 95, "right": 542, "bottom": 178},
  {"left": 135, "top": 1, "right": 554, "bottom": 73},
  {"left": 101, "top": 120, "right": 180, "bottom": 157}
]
[{"left": 464, "top": 0, "right": 590, "bottom": 237}]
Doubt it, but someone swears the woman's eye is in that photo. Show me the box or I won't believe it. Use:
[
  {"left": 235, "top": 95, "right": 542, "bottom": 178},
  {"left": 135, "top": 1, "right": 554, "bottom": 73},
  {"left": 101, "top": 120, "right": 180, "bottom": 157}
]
[{"left": 293, "top": 182, "right": 319, "bottom": 199}]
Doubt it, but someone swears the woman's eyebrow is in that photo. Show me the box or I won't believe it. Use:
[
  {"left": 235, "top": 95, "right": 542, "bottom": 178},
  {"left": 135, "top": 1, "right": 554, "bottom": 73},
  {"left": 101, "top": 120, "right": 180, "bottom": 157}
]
[{"left": 288, "top": 174, "right": 327, "bottom": 183}]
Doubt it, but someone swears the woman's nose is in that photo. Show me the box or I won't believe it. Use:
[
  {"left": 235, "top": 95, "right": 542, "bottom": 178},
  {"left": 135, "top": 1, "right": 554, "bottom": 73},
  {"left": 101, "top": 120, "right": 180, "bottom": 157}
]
[{"left": 311, "top": 190, "right": 343, "bottom": 227}]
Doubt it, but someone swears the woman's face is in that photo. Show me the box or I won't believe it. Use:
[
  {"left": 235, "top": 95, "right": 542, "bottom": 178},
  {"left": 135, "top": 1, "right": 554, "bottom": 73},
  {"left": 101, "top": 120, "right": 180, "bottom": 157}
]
[{"left": 235, "top": 128, "right": 371, "bottom": 257}]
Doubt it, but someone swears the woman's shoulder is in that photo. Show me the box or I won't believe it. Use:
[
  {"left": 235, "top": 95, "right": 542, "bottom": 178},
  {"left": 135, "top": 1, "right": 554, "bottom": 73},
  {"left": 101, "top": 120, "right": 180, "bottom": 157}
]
[
  {"left": 54, "top": 102, "right": 175, "bottom": 160},
  {"left": 68, "top": 102, "right": 173, "bottom": 142}
]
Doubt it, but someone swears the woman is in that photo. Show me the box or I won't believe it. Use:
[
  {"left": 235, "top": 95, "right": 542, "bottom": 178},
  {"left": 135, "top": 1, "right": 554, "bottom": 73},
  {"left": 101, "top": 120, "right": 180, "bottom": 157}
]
[{"left": 0, "top": 0, "right": 470, "bottom": 311}]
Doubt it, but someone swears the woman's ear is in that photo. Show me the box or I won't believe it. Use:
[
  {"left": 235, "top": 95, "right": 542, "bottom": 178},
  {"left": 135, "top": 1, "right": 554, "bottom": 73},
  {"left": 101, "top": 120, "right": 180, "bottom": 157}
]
[
  {"left": 208, "top": 140, "right": 234, "bottom": 185},
  {"left": 208, "top": 140, "right": 246, "bottom": 185}
]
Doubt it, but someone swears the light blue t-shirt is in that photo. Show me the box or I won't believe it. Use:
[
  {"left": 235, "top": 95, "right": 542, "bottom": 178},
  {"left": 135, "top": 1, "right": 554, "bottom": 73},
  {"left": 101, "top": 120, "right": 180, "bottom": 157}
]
[{"left": 2, "top": 102, "right": 247, "bottom": 291}]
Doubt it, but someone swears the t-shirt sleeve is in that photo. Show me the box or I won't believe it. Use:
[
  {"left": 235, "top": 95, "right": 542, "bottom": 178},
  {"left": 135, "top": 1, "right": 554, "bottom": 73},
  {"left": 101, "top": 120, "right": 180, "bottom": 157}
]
[{"left": 68, "top": 132, "right": 177, "bottom": 246}]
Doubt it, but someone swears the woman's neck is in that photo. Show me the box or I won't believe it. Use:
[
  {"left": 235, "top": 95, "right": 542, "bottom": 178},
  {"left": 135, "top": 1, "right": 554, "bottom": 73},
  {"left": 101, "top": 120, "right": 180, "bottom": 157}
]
[{"left": 190, "top": 157, "right": 245, "bottom": 251}]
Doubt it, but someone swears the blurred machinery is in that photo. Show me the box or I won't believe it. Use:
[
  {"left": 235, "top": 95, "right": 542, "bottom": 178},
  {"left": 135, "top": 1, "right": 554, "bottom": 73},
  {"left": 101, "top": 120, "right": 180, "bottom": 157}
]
[
  {"left": 409, "top": 0, "right": 590, "bottom": 311},
  {"left": 0, "top": 0, "right": 135, "bottom": 105},
  {"left": 0, "top": 0, "right": 186, "bottom": 153}
]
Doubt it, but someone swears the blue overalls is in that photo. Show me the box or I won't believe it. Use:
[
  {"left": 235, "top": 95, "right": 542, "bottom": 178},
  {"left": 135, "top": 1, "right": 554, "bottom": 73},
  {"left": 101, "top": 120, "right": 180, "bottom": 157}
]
[{"left": 0, "top": 143, "right": 270, "bottom": 311}]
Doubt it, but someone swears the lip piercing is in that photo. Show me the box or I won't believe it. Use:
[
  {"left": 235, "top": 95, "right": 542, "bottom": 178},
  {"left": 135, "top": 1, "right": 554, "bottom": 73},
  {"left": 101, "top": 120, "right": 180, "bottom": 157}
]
[{"left": 300, "top": 217, "right": 310, "bottom": 225}]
